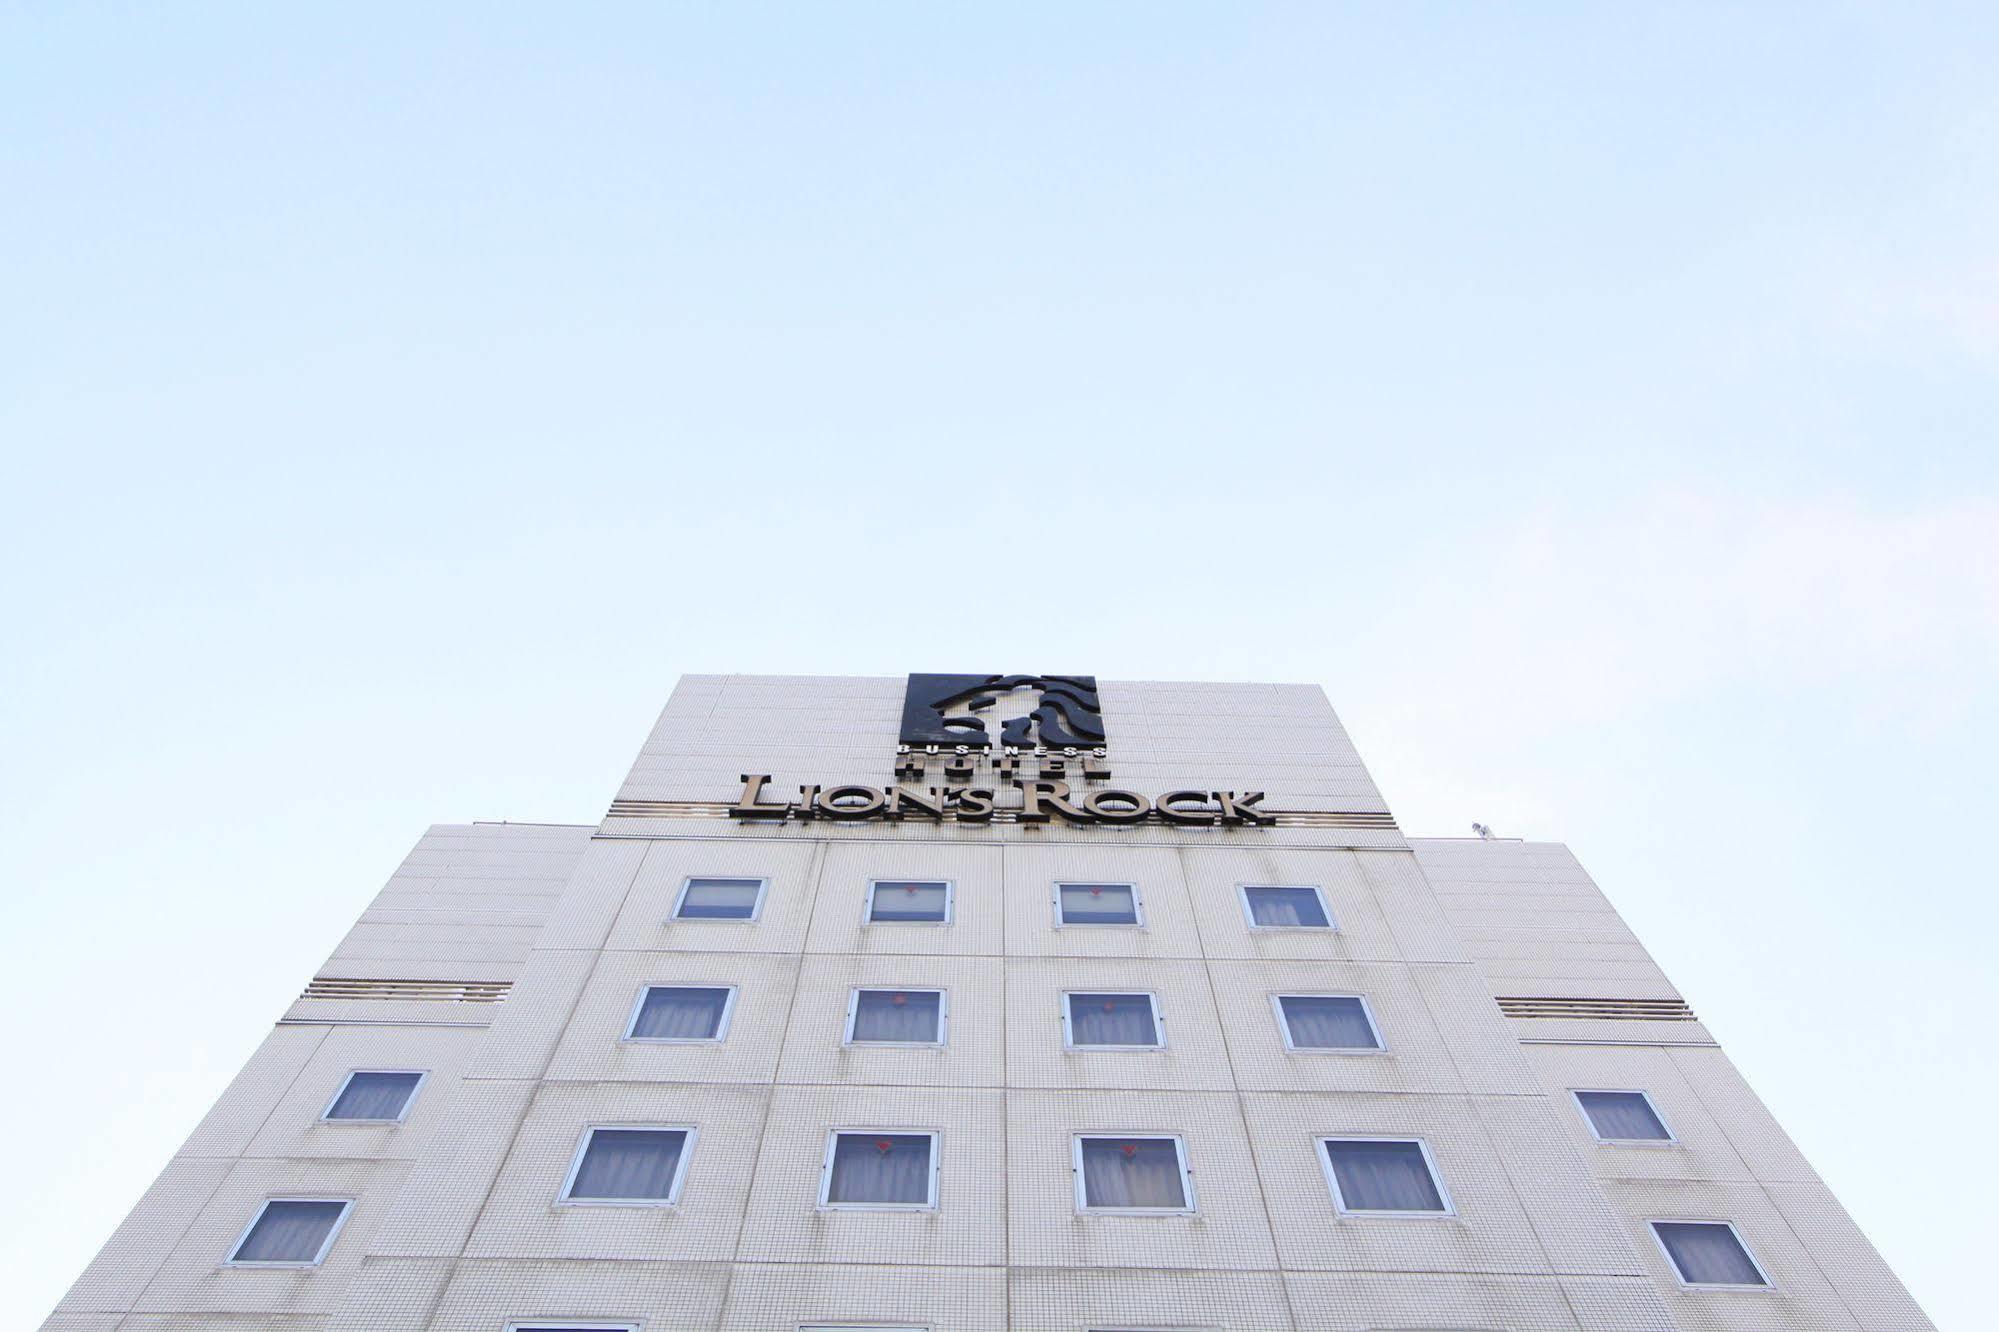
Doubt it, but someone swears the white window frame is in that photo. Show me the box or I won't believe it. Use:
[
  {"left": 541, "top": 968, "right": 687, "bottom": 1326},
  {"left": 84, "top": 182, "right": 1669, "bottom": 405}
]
[
  {"left": 319, "top": 1068, "right": 428, "bottom": 1123},
  {"left": 506, "top": 1324, "right": 644, "bottom": 1332},
  {"left": 557, "top": 1124, "right": 698, "bottom": 1207},
  {"left": 1572, "top": 1088, "right": 1676, "bottom": 1144},
  {"left": 1270, "top": 993, "right": 1385, "bottom": 1054},
  {"left": 1318, "top": 1136, "right": 1455, "bottom": 1217},
  {"left": 800, "top": 1325, "right": 930, "bottom": 1332},
  {"left": 1649, "top": 1218, "right": 1775, "bottom": 1290},
  {"left": 1052, "top": 880, "right": 1144, "bottom": 928},
  {"left": 818, "top": 1128, "right": 941, "bottom": 1211},
  {"left": 223, "top": 1197, "right": 353, "bottom": 1267},
  {"left": 1237, "top": 882, "right": 1337, "bottom": 931},
  {"left": 842, "top": 987, "right": 949, "bottom": 1046},
  {"left": 1070, "top": 1133, "right": 1197, "bottom": 1215},
  {"left": 863, "top": 877, "right": 955, "bottom": 925},
  {"left": 671, "top": 874, "right": 770, "bottom": 922},
  {"left": 1061, "top": 990, "right": 1167, "bottom": 1050},
  {"left": 621, "top": 984, "right": 739, "bottom": 1044}
]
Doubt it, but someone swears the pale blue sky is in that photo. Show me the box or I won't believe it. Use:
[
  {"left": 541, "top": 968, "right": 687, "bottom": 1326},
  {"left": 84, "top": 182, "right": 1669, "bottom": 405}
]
[{"left": 3, "top": 4, "right": 1994, "bottom": 1327}]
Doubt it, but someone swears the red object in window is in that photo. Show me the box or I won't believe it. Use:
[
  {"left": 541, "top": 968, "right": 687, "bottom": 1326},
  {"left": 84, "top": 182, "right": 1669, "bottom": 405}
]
[
  {"left": 905, "top": 885, "right": 919, "bottom": 894},
  {"left": 1120, "top": 1143, "right": 1138, "bottom": 1158},
  {"left": 1102, "top": 1001, "right": 1115, "bottom": 1011},
  {"left": 874, "top": 1138, "right": 893, "bottom": 1154},
  {"left": 891, "top": 993, "right": 907, "bottom": 1006},
  {"left": 1089, "top": 886, "right": 1103, "bottom": 896}
]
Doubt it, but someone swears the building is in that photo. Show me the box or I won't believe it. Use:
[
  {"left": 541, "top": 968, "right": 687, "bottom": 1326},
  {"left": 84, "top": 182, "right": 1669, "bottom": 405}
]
[{"left": 46, "top": 674, "right": 1932, "bottom": 1331}]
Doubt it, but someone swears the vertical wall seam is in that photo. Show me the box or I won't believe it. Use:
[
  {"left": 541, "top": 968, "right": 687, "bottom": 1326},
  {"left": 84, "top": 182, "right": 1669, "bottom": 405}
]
[
  {"left": 1181, "top": 843, "right": 1304, "bottom": 1332},
  {"left": 715, "top": 836, "right": 826, "bottom": 1330}
]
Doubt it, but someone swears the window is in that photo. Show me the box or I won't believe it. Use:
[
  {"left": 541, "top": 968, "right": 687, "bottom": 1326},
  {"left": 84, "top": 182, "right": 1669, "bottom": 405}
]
[
  {"left": 1056, "top": 882, "right": 1140, "bottom": 926},
  {"left": 226, "top": 1198, "right": 351, "bottom": 1265},
  {"left": 801, "top": 1326, "right": 928, "bottom": 1332},
  {"left": 1652, "top": 1220, "right": 1770, "bottom": 1287},
  {"left": 1240, "top": 884, "right": 1333, "bottom": 929},
  {"left": 821, "top": 1131, "right": 939, "bottom": 1209},
  {"left": 1274, "top": 995, "right": 1382, "bottom": 1051},
  {"left": 1574, "top": 1090, "right": 1673, "bottom": 1142},
  {"left": 1063, "top": 992, "right": 1164, "bottom": 1048},
  {"left": 1320, "top": 1138, "right": 1452, "bottom": 1215},
  {"left": 560, "top": 1127, "right": 693, "bottom": 1205},
  {"left": 673, "top": 876, "right": 766, "bottom": 920},
  {"left": 846, "top": 989, "right": 946, "bottom": 1044},
  {"left": 508, "top": 1325, "right": 641, "bottom": 1332},
  {"left": 867, "top": 878, "right": 952, "bottom": 923},
  {"left": 1073, "top": 1135, "right": 1193, "bottom": 1212},
  {"left": 322, "top": 1070, "right": 424, "bottom": 1121},
  {"left": 626, "top": 985, "right": 735, "bottom": 1041}
]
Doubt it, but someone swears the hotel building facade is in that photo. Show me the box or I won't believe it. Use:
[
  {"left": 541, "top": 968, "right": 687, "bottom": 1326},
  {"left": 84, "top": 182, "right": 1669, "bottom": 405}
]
[{"left": 47, "top": 674, "right": 1932, "bottom": 1331}]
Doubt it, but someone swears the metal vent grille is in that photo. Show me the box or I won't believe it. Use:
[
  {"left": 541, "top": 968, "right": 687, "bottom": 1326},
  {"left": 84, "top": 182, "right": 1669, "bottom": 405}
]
[
  {"left": 1497, "top": 995, "right": 1696, "bottom": 1022},
  {"left": 300, "top": 977, "right": 512, "bottom": 1004},
  {"left": 602, "top": 798, "right": 1398, "bottom": 829}
]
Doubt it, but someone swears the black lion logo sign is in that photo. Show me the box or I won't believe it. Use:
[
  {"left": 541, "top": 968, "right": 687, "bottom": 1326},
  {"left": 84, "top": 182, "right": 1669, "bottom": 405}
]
[{"left": 898, "top": 674, "right": 1106, "bottom": 750}]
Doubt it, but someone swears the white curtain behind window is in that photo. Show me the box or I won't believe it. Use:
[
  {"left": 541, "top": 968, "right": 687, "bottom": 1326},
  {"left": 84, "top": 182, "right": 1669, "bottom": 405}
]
[
  {"left": 1279, "top": 996, "right": 1378, "bottom": 1049},
  {"left": 870, "top": 881, "right": 949, "bottom": 921},
  {"left": 1068, "top": 994, "right": 1159, "bottom": 1045},
  {"left": 851, "top": 991, "right": 942, "bottom": 1042},
  {"left": 1655, "top": 1222, "right": 1767, "bottom": 1284},
  {"left": 1577, "top": 1091, "right": 1668, "bottom": 1139},
  {"left": 569, "top": 1129, "right": 686, "bottom": 1200},
  {"left": 233, "top": 1200, "right": 346, "bottom": 1262},
  {"left": 1059, "top": 883, "right": 1136, "bottom": 923},
  {"left": 1245, "top": 886, "right": 1328, "bottom": 926},
  {"left": 828, "top": 1134, "right": 932, "bottom": 1204},
  {"left": 1079, "top": 1138, "right": 1186, "bottom": 1208},
  {"left": 1324, "top": 1140, "right": 1444, "bottom": 1210},
  {"left": 678, "top": 878, "right": 759, "bottom": 918},
  {"left": 632, "top": 987, "right": 731, "bottom": 1039},
  {"left": 327, "top": 1071, "right": 421, "bottom": 1119}
]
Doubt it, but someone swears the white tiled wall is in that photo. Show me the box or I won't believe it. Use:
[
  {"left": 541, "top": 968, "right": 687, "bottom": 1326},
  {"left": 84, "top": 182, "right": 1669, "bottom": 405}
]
[{"left": 48, "top": 678, "right": 1932, "bottom": 1331}]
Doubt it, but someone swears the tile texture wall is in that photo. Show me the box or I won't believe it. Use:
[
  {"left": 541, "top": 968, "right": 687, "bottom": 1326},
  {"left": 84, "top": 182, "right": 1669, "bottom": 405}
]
[{"left": 47, "top": 677, "right": 1930, "bottom": 1331}]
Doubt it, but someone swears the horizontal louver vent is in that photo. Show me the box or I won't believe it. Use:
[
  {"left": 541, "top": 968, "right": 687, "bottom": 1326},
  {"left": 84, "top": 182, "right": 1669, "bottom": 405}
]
[
  {"left": 300, "top": 978, "right": 512, "bottom": 1004},
  {"left": 1497, "top": 996, "right": 1696, "bottom": 1022},
  {"left": 602, "top": 798, "right": 1398, "bottom": 829}
]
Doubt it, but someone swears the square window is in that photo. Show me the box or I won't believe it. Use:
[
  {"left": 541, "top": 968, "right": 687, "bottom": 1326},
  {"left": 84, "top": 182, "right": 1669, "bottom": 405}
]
[
  {"left": 626, "top": 985, "right": 735, "bottom": 1041},
  {"left": 847, "top": 989, "right": 946, "bottom": 1044},
  {"left": 561, "top": 1127, "right": 693, "bottom": 1204},
  {"left": 1064, "top": 992, "right": 1163, "bottom": 1048},
  {"left": 673, "top": 876, "right": 766, "bottom": 920},
  {"left": 1652, "top": 1221, "right": 1771, "bottom": 1287},
  {"left": 1321, "top": 1138, "right": 1451, "bottom": 1214},
  {"left": 1274, "top": 995, "right": 1382, "bottom": 1051},
  {"left": 322, "top": 1070, "right": 424, "bottom": 1121},
  {"left": 227, "top": 1198, "right": 350, "bottom": 1265},
  {"left": 1056, "top": 882, "right": 1139, "bottom": 926},
  {"left": 1240, "top": 884, "right": 1333, "bottom": 928},
  {"left": 1575, "top": 1089, "right": 1673, "bottom": 1142},
  {"left": 867, "top": 879, "right": 952, "bottom": 923},
  {"left": 822, "top": 1131, "right": 938, "bottom": 1208},
  {"left": 1074, "top": 1135, "right": 1193, "bottom": 1211}
]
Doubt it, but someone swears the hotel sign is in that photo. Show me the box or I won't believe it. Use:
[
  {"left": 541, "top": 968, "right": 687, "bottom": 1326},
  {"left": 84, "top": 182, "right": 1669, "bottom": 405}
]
[
  {"left": 727, "top": 672, "right": 1272, "bottom": 828},
  {"left": 728, "top": 774, "right": 1271, "bottom": 826}
]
